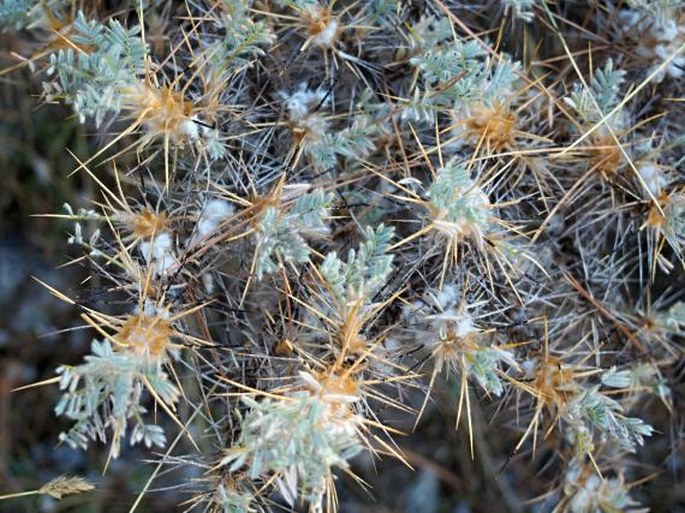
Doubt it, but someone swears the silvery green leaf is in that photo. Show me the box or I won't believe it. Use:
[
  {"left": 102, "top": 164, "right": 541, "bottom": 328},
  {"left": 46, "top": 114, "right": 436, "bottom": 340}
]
[{"left": 601, "top": 367, "right": 633, "bottom": 389}]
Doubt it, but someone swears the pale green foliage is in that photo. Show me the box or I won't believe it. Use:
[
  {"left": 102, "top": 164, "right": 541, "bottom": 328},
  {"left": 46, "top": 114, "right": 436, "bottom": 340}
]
[
  {"left": 408, "top": 34, "right": 519, "bottom": 116},
  {"left": 306, "top": 117, "right": 380, "bottom": 170},
  {"left": 426, "top": 162, "right": 491, "bottom": 242},
  {"left": 220, "top": 391, "right": 362, "bottom": 508},
  {"left": 202, "top": 126, "right": 228, "bottom": 160},
  {"left": 629, "top": 363, "right": 672, "bottom": 407},
  {"left": 363, "top": 0, "right": 399, "bottom": 26},
  {"left": 215, "top": 483, "right": 258, "bottom": 513},
  {"left": 62, "top": 202, "right": 102, "bottom": 247},
  {"left": 410, "top": 39, "right": 484, "bottom": 85},
  {"left": 564, "top": 60, "right": 626, "bottom": 127},
  {"left": 273, "top": 0, "right": 319, "bottom": 10},
  {"left": 478, "top": 58, "right": 520, "bottom": 107},
  {"left": 254, "top": 189, "right": 334, "bottom": 279},
  {"left": 428, "top": 163, "right": 480, "bottom": 213},
  {"left": 212, "top": 0, "right": 275, "bottom": 70},
  {"left": 44, "top": 11, "right": 147, "bottom": 125},
  {"left": 662, "top": 300, "right": 685, "bottom": 329},
  {"left": 567, "top": 386, "right": 653, "bottom": 452},
  {"left": 280, "top": 85, "right": 382, "bottom": 170},
  {"left": 319, "top": 224, "right": 395, "bottom": 306},
  {"left": 467, "top": 347, "right": 515, "bottom": 396},
  {"left": 55, "top": 339, "right": 177, "bottom": 458},
  {"left": 0, "top": 0, "right": 38, "bottom": 29},
  {"left": 0, "top": 0, "right": 67, "bottom": 30},
  {"left": 600, "top": 366, "right": 633, "bottom": 389}
]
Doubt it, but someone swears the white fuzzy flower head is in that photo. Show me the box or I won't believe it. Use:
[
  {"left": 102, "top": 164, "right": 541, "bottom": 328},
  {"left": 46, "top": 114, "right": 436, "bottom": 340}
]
[
  {"left": 281, "top": 83, "right": 329, "bottom": 123},
  {"left": 140, "top": 232, "right": 177, "bottom": 276},
  {"left": 622, "top": 9, "right": 685, "bottom": 81},
  {"left": 302, "top": 6, "right": 340, "bottom": 49},
  {"left": 426, "top": 286, "right": 479, "bottom": 346},
  {"left": 564, "top": 460, "right": 644, "bottom": 513},
  {"left": 311, "top": 17, "right": 339, "bottom": 47},
  {"left": 179, "top": 118, "right": 199, "bottom": 141},
  {"left": 280, "top": 84, "right": 331, "bottom": 146},
  {"left": 412, "top": 287, "right": 483, "bottom": 373},
  {"left": 196, "top": 199, "right": 234, "bottom": 239},
  {"left": 637, "top": 161, "right": 668, "bottom": 196},
  {"left": 178, "top": 116, "right": 225, "bottom": 158}
]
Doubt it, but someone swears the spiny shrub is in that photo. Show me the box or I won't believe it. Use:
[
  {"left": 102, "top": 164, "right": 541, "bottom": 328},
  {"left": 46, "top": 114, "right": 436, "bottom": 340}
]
[{"left": 3, "top": 0, "right": 685, "bottom": 511}]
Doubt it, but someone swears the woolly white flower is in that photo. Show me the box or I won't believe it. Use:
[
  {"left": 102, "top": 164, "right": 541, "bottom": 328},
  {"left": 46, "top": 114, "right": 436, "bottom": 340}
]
[
  {"left": 311, "top": 17, "right": 339, "bottom": 47},
  {"left": 140, "top": 232, "right": 177, "bottom": 276},
  {"left": 637, "top": 161, "right": 668, "bottom": 195},
  {"left": 196, "top": 199, "right": 234, "bottom": 239},
  {"left": 564, "top": 460, "right": 645, "bottom": 513},
  {"left": 621, "top": 9, "right": 685, "bottom": 81},
  {"left": 281, "top": 84, "right": 329, "bottom": 123}
]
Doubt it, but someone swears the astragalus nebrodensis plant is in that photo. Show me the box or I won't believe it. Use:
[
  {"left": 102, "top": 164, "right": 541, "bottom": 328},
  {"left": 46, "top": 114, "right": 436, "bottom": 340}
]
[{"left": 3, "top": 0, "right": 685, "bottom": 511}]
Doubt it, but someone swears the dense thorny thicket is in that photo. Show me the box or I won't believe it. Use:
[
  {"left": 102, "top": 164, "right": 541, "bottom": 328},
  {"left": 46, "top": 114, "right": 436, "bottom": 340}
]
[{"left": 2, "top": 0, "right": 685, "bottom": 511}]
